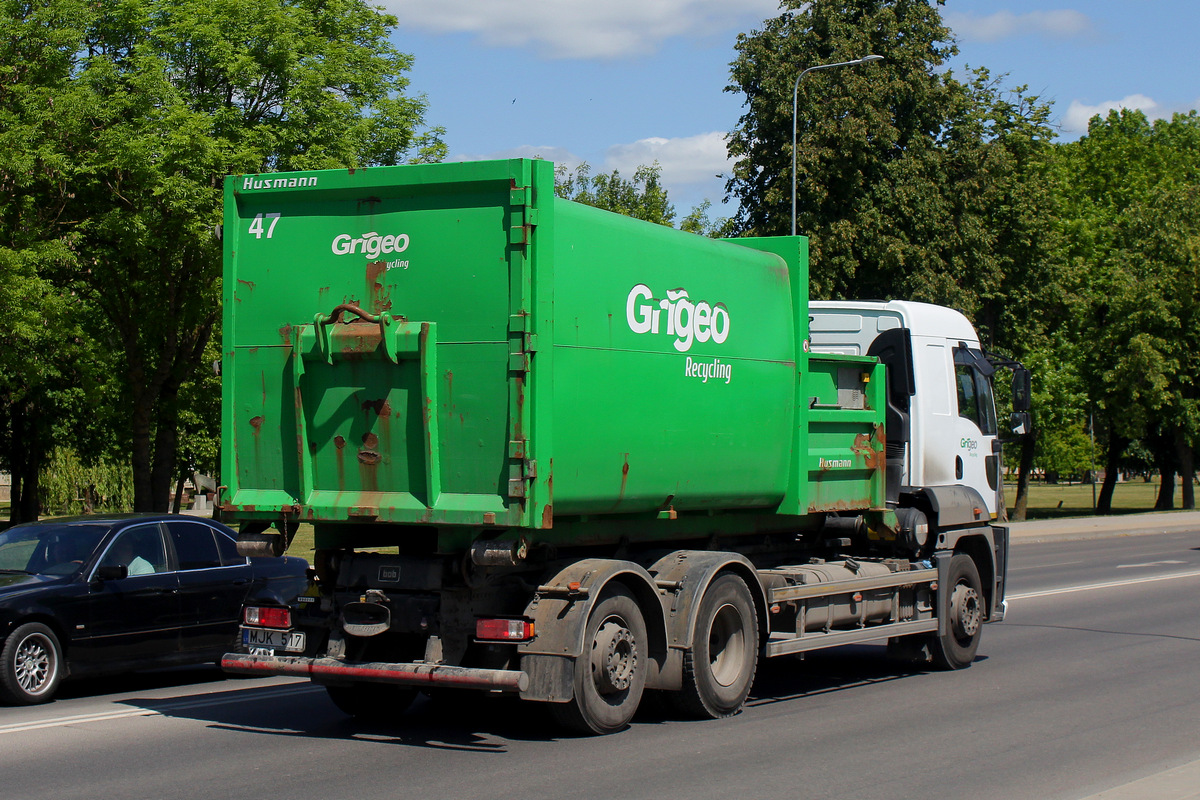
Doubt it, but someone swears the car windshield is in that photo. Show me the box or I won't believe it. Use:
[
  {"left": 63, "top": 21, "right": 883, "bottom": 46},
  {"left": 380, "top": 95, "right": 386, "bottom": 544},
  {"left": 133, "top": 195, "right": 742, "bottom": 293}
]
[{"left": 0, "top": 523, "right": 111, "bottom": 576}]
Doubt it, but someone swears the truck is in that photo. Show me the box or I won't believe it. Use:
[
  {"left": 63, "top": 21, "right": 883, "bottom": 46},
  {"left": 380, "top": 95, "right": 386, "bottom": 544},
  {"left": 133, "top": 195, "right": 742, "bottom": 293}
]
[{"left": 218, "top": 158, "right": 1030, "bottom": 734}]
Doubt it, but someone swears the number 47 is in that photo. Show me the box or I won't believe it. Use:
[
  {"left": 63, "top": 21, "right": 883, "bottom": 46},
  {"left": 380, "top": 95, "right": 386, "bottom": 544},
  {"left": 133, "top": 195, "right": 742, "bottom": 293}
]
[{"left": 248, "top": 212, "right": 281, "bottom": 239}]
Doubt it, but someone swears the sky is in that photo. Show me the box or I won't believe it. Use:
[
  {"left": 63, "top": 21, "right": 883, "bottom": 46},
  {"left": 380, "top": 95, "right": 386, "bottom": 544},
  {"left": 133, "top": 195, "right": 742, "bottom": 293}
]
[{"left": 383, "top": 0, "right": 1200, "bottom": 218}]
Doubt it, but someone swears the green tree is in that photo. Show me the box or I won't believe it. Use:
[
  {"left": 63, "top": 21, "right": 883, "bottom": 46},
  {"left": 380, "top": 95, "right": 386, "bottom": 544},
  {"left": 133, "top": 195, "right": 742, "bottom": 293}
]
[
  {"left": 555, "top": 161, "right": 676, "bottom": 225},
  {"left": 4, "top": 0, "right": 444, "bottom": 514},
  {"left": 725, "top": 0, "right": 1060, "bottom": 516},
  {"left": 1054, "top": 110, "right": 1200, "bottom": 510}
]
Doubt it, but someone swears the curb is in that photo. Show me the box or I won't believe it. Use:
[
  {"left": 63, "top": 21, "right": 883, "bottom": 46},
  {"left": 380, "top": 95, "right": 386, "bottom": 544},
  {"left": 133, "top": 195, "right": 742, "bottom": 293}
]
[{"left": 1004, "top": 510, "right": 1200, "bottom": 542}]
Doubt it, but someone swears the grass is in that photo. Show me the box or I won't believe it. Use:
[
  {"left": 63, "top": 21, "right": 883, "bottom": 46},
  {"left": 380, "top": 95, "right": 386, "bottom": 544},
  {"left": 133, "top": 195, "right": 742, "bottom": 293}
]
[{"left": 1004, "top": 478, "right": 1185, "bottom": 520}]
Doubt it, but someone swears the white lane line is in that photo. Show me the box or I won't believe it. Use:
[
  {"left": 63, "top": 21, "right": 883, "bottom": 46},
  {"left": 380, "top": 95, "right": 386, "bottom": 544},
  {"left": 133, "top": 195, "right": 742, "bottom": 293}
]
[
  {"left": 1116, "top": 560, "right": 1187, "bottom": 568},
  {"left": 0, "top": 683, "right": 320, "bottom": 736},
  {"left": 0, "top": 708, "right": 160, "bottom": 734},
  {"left": 1011, "top": 569, "right": 1200, "bottom": 601}
]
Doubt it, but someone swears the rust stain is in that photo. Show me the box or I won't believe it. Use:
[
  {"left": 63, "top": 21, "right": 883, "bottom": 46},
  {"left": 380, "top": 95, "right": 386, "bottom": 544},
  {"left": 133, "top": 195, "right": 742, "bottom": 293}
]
[
  {"left": 542, "top": 503, "right": 554, "bottom": 529},
  {"left": 358, "top": 450, "right": 382, "bottom": 466},
  {"left": 361, "top": 398, "right": 390, "bottom": 416},
  {"left": 362, "top": 432, "right": 379, "bottom": 449},
  {"left": 365, "top": 260, "right": 392, "bottom": 315},
  {"left": 334, "top": 435, "right": 346, "bottom": 449},
  {"left": 278, "top": 325, "right": 292, "bottom": 346},
  {"left": 237, "top": 279, "right": 255, "bottom": 290},
  {"left": 249, "top": 416, "right": 264, "bottom": 434},
  {"left": 619, "top": 455, "right": 630, "bottom": 500}
]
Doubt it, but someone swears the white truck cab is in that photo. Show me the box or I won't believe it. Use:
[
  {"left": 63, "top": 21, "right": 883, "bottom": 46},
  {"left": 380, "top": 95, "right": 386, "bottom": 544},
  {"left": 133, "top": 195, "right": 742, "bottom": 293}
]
[{"left": 810, "top": 300, "right": 1010, "bottom": 523}]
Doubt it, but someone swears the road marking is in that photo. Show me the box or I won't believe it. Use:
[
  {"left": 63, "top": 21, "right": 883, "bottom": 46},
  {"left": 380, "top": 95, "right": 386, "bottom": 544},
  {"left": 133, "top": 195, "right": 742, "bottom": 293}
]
[
  {"left": 1116, "top": 560, "right": 1187, "bottom": 568},
  {"left": 1011, "top": 569, "right": 1200, "bottom": 601},
  {"left": 0, "top": 682, "right": 319, "bottom": 736},
  {"left": 0, "top": 708, "right": 160, "bottom": 734}
]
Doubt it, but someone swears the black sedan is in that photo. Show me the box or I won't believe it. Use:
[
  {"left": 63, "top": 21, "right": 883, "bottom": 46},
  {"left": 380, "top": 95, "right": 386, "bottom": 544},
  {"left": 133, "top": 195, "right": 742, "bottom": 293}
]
[{"left": 0, "top": 514, "right": 309, "bottom": 704}]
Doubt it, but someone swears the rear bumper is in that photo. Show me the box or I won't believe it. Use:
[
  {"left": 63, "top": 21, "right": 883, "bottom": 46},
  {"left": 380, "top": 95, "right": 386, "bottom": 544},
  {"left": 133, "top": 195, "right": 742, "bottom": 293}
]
[{"left": 221, "top": 653, "right": 529, "bottom": 693}]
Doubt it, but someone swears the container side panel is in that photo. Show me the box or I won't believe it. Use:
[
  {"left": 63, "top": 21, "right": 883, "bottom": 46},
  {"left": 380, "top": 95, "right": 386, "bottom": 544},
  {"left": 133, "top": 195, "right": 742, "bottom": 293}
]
[{"left": 548, "top": 202, "right": 797, "bottom": 515}]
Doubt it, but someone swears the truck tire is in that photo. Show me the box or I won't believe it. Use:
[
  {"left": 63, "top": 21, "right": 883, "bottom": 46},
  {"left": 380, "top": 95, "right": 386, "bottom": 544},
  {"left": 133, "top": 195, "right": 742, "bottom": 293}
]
[
  {"left": 550, "top": 585, "right": 648, "bottom": 735},
  {"left": 0, "top": 622, "right": 64, "bottom": 705},
  {"left": 931, "top": 554, "right": 984, "bottom": 670},
  {"left": 669, "top": 573, "right": 759, "bottom": 719},
  {"left": 325, "top": 683, "right": 417, "bottom": 721}
]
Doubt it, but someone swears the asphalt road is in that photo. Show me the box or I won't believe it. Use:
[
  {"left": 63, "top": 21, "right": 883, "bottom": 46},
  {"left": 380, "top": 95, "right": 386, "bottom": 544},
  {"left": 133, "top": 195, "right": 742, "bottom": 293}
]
[{"left": 5, "top": 517, "right": 1200, "bottom": 800}]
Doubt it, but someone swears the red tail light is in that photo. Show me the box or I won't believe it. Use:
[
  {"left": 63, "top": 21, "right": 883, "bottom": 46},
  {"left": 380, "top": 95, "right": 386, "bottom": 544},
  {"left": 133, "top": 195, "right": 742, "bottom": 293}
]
[
  {"left": 475, "top": 618, "right": 534, "bottom": 642},
  {"left": 244, "top": 606, "right": 291, "bottom": 629}
]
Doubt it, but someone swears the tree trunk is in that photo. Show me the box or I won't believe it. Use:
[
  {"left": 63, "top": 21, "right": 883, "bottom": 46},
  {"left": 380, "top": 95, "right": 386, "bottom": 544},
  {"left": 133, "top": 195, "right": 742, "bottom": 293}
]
[
  {"left": 1176, "top": 431, "right": 1195, "bottom": 510},
  {"left": 1096, "top": 430, "right": 1126, "bottom": 515},
  {"left": 1011, "top": 427, "right": 1035, "bottom": 522},
  {"left": 152, "top": 384, "right": 181, "bottom": 514},
  {"left": 8, "top": 401, "right": 42, "bottom": 523}
]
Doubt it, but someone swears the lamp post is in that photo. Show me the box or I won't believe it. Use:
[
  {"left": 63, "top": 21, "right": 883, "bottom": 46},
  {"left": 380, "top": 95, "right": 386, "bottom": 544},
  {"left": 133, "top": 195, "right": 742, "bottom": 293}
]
[{"left": 791, "top": 55, "right": 883, "bottom": 236}]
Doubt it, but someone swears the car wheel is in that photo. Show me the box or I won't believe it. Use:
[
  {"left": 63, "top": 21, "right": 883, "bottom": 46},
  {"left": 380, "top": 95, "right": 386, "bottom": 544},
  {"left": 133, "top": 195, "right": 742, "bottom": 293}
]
[{"left": 1, "top": 622, "right": 64, "bottom": 705}]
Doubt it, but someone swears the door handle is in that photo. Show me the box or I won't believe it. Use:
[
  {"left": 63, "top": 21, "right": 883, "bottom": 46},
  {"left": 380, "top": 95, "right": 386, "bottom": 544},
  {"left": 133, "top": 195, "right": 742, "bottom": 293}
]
[{"left": 955, "top": 456, "right": 964, "bottom": 480}]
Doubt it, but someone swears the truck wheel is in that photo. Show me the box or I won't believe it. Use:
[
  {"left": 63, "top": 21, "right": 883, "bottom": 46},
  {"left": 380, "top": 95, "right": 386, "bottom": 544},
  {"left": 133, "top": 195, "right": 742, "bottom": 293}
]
[
  {"left": 550, "top": 585, "right": 648, "bottom": 735},
  {"left": 931, "top": 554, "right": 984, "bottom": 670},
  {"left": 325, "top": 683, "right": 417, "bottom": 721},
  {"left": 670, "top": 573, "right": 759, "bottom": 719},
  {"left": 1, "top": 623, "right": 63, "bottom": 705}
]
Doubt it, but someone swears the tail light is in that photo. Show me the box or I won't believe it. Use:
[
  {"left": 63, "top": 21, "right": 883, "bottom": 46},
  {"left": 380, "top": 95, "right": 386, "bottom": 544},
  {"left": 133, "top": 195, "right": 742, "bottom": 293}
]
[
  {"left": 475, "top": 618, "right": 534, "bottom": 642},
  {"left": 244, "top": 606, "right": 291, "bottom": 629}
]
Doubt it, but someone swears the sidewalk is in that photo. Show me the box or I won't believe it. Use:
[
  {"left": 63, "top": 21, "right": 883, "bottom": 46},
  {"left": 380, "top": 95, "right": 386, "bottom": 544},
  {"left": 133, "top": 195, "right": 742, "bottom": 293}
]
[{"left": 1004, "top": 509, "right": 1200, "bottom": 541}]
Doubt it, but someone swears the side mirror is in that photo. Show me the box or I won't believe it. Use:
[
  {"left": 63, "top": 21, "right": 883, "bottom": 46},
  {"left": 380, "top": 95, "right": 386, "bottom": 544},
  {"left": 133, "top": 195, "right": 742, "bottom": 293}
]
[
  {"left": 1011, "top": 369, "right": 1032, "bottom": 412},
  {"left": 1009, "top": 411, "right": 1031, "bottom": 438},
  {"left": 93, "top": 564, "right": 128, "bottom": 583}
]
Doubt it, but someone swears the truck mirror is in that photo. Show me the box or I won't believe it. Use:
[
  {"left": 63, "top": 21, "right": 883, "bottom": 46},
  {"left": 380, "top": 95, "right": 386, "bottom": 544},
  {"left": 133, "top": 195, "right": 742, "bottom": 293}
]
[
  {"left": 1011, "top": 369, "right": 1032, "bottom": 412},
  {"left": 1008, "top": 411, "right": 1031, "bottom": 438}
]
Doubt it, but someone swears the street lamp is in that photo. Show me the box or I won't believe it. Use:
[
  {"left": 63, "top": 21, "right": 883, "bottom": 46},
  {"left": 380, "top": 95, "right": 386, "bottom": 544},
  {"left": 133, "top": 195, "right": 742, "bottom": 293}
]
[{"left": 791, "top": 54, "right": 884, "bottom": 236}]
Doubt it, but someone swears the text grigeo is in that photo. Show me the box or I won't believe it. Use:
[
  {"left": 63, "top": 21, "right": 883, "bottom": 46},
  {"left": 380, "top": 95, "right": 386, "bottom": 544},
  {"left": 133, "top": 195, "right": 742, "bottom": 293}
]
[
  {"left": 331, "top": 232, "right": 411, "bottom": 259},
  {"left": 626, "top": 284, "right": 730, "bottom": 353}
]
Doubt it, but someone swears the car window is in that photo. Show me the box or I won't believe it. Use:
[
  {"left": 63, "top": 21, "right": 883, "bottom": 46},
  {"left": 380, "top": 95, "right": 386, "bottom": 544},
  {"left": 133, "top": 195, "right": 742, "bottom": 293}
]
[
  {"left": 1, "top": 524, "right": 110, "bottom": 576},
  {"left": 166, "top": 520, "right": 222, "bottom": 570},
  {"left": 213, "top": 528, "right": 246, "bottom": 566},
  {"left": 98, "top": 526, "right": 169, "bottom": 576}
]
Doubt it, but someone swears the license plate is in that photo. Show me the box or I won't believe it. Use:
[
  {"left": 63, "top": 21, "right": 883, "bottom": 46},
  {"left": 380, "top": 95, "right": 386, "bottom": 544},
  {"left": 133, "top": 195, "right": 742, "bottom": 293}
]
[{"left": 242, "top": 626, "right": 305, "bottom": 653}]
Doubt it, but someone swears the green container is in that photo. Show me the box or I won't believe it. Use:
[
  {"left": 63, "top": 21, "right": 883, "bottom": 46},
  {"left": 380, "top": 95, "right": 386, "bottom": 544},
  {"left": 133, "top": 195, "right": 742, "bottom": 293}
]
[{"left": 221, "top": 159, "right": 884, "bottom": 548}]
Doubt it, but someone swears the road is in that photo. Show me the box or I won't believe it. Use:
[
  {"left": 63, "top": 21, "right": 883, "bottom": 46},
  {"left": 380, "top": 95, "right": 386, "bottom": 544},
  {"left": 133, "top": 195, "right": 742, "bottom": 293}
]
[{"left": 5, "top": 523, "right": 1200, "bottom": 800}]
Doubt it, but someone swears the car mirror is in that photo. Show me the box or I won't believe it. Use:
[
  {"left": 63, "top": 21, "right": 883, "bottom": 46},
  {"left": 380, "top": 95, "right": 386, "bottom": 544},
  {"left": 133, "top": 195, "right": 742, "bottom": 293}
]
[{"left": 93, "top": 564, "right": 128, "bottom": 582}]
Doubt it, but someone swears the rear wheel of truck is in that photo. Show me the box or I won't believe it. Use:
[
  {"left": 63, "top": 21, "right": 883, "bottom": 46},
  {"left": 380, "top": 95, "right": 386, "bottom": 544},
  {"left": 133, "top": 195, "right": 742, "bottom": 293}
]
[
  {"left": 550, "top": 585, "right": 648, "bottom": 735},
  {"left": 325, "top": 683, "right": 417, "bottom": 721},
  {"left": 931, "top": 553, "right": 984, "bottom": 670},
  {"left": 668, "top": 573, "right": 759, "bottom": 719}
]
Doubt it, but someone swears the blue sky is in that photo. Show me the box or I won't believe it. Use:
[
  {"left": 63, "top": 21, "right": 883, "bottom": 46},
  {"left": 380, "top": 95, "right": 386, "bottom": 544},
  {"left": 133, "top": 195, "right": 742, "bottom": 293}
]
[{"left": 385, "top": 1, "right": 1200, "bottom": 217}]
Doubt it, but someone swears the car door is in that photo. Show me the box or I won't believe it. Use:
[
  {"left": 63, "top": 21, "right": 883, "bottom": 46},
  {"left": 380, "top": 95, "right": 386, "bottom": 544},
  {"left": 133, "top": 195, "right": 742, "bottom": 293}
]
[
  {"left": 74, "top": 523, "right": 182, "bottom": 670},
  {"left": 165, "top": 519, "right": 254, "bottom": 656}
]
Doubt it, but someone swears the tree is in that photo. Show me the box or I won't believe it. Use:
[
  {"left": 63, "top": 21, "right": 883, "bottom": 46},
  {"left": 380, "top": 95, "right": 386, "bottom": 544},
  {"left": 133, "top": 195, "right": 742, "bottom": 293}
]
[
  {"left": 1053, "top": 110, "right": 1200, "bottom": 510},
  {"left": 725, "top": 0, "right": 1060, "bottom": 516},
  {"left": 0, "top": 0, "right": 98, "bottom": 521},
  {"left": 555, "top": 161, "right": 676, "bottom": 225},
  {"left": 5, "top": 0, "right": 445, "bottom": 513}
]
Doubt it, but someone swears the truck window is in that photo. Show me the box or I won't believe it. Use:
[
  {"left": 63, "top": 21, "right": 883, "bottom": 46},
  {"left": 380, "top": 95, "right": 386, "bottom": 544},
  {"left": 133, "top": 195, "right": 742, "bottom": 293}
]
[{"left": 953, "top": 349, "right": 998, "bottom": 436}]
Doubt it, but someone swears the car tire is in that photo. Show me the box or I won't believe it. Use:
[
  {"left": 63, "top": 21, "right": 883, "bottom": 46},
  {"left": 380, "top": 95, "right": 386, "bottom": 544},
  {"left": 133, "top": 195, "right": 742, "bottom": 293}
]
[{"left": 1, "top": 622, "right": 64, "bottom": 705}]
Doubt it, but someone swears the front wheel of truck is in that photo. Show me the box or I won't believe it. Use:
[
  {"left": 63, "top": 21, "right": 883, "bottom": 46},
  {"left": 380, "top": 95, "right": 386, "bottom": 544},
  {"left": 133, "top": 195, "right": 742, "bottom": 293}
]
[
  {"left": 325, "top": 683, "right": 417, "bottom": 721},
  {"left": 931, "top": 553, "right": 984, "bottom": 670}
]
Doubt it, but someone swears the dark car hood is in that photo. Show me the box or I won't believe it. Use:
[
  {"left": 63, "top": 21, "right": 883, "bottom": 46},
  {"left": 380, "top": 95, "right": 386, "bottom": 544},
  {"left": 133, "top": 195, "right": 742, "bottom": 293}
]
[{"left": 0, "top": 572, "right": 69, "bottom": 600}]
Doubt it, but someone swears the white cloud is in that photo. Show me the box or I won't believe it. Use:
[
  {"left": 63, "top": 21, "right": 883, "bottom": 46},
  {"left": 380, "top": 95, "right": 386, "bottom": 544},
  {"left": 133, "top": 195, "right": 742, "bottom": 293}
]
[
  {"left": 383, "top": 0, "right": 778, "bottom": 59},
  {"left": 945, "top": 10, "right": 1094, "bottom": 42},
  {"left": 449, "top": 145, "right": 582, "bottom": 169},
  {"left": 1062, "top": 94, "right": 1160, "bottom": 133},
  {"left": 603, "top": 131, "right": 732, "bottom": 187},
  {"left": 449, "top": 132, "right": 732, "bottom": 210}
]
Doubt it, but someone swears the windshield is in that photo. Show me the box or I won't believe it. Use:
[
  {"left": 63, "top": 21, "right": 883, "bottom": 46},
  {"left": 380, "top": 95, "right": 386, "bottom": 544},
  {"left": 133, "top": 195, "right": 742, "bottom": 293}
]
[{"left": 0, "top": 524, "right": 111, "bottom": 576}]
